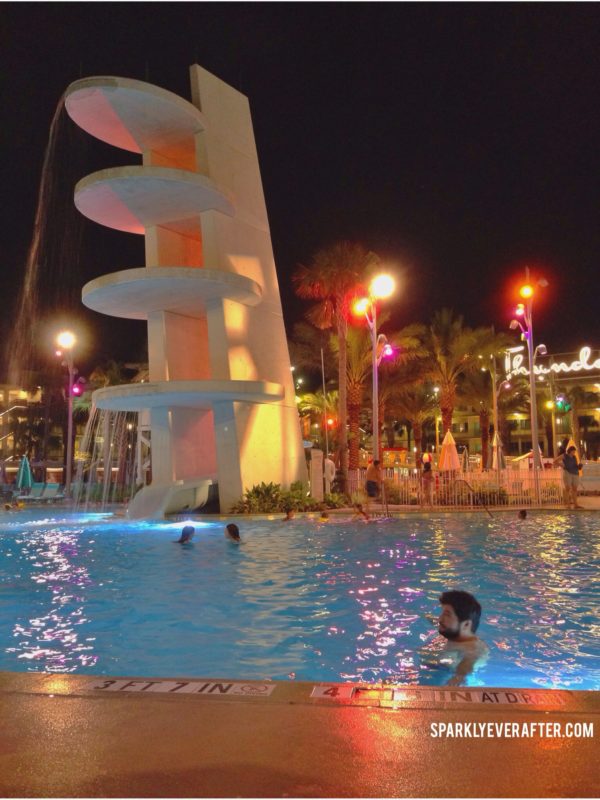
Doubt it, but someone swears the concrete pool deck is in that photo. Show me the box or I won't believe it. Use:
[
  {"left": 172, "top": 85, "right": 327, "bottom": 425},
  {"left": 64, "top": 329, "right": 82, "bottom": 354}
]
[{"left": 0, "top": 672, "right": 597, "bottom": 798}]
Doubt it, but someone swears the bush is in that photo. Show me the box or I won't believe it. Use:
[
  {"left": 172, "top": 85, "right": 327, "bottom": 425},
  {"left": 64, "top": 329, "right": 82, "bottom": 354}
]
[{"left": 230, "top": 482, "right": 348, "bottom": 513}]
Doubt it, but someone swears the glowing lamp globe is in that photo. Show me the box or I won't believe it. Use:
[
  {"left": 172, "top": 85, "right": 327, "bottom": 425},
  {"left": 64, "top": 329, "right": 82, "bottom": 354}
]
[
  {"left": 382, "top": 343, "right": 393, "bottom": 357},
  {"left": 57, "top": 330, "right": 76, "bottom": 350},
  {"left": 370, "top": 274, "right": 395, "bottom": 299},
  {"left": 515, "top": 304, "right": 525, "bottom": 316},
  {"left": 352, "top": 297, "right": 370, "bottom": 316},
  {"left": 519, "top": 284, "right": 534, "bottom": 299}
]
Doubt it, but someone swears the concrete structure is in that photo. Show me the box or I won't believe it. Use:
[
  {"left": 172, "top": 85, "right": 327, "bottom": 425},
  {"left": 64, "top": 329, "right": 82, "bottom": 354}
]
[{"left": 64, "top": 67, "right": 307, "bottom": 515}]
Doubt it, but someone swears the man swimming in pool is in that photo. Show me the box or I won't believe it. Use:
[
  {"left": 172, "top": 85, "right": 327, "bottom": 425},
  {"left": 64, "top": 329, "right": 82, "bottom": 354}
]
[{"left": 437, "top": 590, "right": 488, "bottom": 686}]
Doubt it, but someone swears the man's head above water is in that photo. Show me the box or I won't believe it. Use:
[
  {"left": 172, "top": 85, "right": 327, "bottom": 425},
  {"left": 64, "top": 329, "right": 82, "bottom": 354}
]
[{"left": 438, "top": 590, "right": 482, "bottom": 641}]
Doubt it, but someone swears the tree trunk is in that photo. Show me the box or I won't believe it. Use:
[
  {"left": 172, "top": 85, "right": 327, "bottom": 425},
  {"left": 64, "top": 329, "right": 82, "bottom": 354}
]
[
  {"left": 479, "top": 408, "right": 490, "bottom": 469},
  {"left": 378, "top": 396, "right": 385, "bottom": 461},
  {"left": 441, "top": 406, "right": 453, "bottom": 434},
  {"left": 413, "top": 419, "right": 423, "bottom": 467},
  {"left": 385, "top": 424, "right": 395, "bottom": 448},
  {"left": 544, "top": 415, "right": 554, "bottom": 458},
  {"left": 347, "top": 402, "right": 361, "bottom": 470},
  {"left": 570, "top": 408, "right": 581, "bottom": 451},
  {"left": 337, "top": 314, "right": 348, "bottom": 491},
  {"left": 347, "top": 382, "right": 362, "bottom": 470},
  {"left": 440, "top": 386, "right": 454, "bottom": 434}
]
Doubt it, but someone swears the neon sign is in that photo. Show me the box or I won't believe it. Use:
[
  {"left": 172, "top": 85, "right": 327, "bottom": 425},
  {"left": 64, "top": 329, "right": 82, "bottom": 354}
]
[{"left": 505, "top": 346, "right": 600, "bottom": 380}]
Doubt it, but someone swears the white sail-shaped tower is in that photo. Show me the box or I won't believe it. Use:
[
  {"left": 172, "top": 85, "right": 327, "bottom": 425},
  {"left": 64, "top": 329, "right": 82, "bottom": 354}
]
[{"left": 65, "top": 66, "right": 307, "bottom": 516}]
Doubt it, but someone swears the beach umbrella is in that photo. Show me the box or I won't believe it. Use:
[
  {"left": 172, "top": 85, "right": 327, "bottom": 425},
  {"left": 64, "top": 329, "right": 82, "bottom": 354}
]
[
  {"left": 438, "top": 430, "right": 461, "bottom": 471},
  {"left": 16, "top": 456, "right": 33, "bottom": 490},
  {"left": 488, "top": 432, "right": 506, "bottom": 470}
]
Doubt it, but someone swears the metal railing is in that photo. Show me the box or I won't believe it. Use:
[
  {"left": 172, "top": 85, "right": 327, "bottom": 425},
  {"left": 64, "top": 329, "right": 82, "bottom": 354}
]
[{"left": 347, "top": 467, "right": 565, "bottom": 509}]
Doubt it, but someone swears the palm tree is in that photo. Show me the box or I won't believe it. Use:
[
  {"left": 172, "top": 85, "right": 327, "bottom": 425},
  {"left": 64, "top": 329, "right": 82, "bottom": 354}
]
[
  {"left": 383, "top": 355, "right": 436, "bottom": 464},
  {"left": 564, "top": 386, "right": 600, "bottom": 453},
  {"left": 459, "top": 370, "right": 493, "bottom": 468},
  {"left": 423, "top": 310, "right": 510, "bottom": 434},
  {"left": 292, "top": 242, "right": 378, "bottom": 488},
  {"left": 497, "top": 379, "right": 529, "bottom": 455},
  {"left": 297, "top": 389, "right": 339, "bottom": 452},
  {"left": 331, "top": 319, "right": 426, "bottom": 468},
  {"left": 340, "top": 326, "right": 372, "bottom": 469},
  {"left": 287, "top": 321, "right": 337, "bottom": 390}
]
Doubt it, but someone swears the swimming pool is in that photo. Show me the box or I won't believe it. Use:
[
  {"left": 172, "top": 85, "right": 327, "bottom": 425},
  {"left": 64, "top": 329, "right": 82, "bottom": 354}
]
[{"left": 0, "top": 510, "right": 598, "bottom": 689}]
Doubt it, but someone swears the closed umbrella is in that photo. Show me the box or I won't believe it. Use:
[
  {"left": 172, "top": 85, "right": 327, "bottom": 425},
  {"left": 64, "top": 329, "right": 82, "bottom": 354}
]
[
  {"left": 438, "top": 430, "right": 461, "bottom": 471},
  {"left": 488, "top": 432, "right": 506, "bottom": 470},
  {"left": 16, "top": 456, "right": 33, "bottom": 491}
]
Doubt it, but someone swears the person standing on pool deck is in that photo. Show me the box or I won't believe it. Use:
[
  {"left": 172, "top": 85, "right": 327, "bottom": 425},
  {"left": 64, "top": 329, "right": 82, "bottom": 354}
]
[
  {"left": 437, "top": 590, "right": 489, "bottom": 686},
  {"left": 364, "top": 459, "right": 382, "bottom": 512},
  {"left": 553, "top": 445, "right": 583, "bottom": 509},
  {"left": 421, "top": 461, "right": 434, "bottom": 508}
]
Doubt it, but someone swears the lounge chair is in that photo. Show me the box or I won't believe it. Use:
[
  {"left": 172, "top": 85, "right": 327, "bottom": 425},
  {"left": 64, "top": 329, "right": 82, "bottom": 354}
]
[
  {"left": 40, "top": 484, "right": 65, "bottom": 503},
  {"left": 17, "top": 483, "right": 46, "bottom": 502}
]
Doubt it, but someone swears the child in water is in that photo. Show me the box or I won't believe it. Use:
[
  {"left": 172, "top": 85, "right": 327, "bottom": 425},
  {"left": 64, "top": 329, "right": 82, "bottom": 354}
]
[
  {"left": 225, "top": 523, "right": 241, "bottom": 542},
  {"left": 353, "top": 503, "right": 370, "bottom": 521},
  {"left": 174, "top": 525, "right": 195, "bottom": 544}
]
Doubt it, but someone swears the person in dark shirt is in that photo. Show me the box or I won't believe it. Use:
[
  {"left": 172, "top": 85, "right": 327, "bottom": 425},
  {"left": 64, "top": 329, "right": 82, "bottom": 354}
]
[{"left": 553, "top": 446, "right": 582, "bottom": 509}]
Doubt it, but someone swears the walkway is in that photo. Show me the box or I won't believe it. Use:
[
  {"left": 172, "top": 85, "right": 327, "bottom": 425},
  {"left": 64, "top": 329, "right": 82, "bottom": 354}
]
[{"left": 0, "top": 672, "right": 597, "bottom": 797}]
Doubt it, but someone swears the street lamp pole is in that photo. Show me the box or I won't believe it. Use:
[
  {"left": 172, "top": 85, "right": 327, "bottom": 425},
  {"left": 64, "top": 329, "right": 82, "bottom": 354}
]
[
  {"left": 510, "top": 270, "right": 548, "bottom": 502},
  {"left": 65, "top": 352, "right": 75, "bottom": 497},
  {"left": 56, "top": 331, "right": 76, "bottom": 497},
  {"left": 523, "top": 291, "right": 542, "bottom": 471},
  {"left": 352, "top": 274, "right": 396, "bottom": 464},
  {"left": 371, "top": 300, "right": 379, "bottom": 461}
]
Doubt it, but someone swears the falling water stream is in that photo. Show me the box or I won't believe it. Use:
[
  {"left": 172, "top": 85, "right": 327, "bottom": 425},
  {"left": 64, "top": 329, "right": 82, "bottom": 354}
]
[
  {"left": 74, "top": 406, "right": 143, "bottom": 510},
  {"left": 6, "top": 98, "right": 87, "bottom": 386}
]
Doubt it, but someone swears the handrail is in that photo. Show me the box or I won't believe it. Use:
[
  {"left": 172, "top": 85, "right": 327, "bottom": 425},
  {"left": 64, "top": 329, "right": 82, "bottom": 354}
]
[
  {"left": 0, "top": 405, "right": 27, "bottom": 419},
  {"left": 454, "top": 478, "right": 493, "bottom": 519}
]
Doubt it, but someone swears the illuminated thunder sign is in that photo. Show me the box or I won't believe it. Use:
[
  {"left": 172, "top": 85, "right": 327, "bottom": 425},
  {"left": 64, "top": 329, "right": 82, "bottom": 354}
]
[{"left": 505, "top": 346, "right": 600, "bottom": 380}]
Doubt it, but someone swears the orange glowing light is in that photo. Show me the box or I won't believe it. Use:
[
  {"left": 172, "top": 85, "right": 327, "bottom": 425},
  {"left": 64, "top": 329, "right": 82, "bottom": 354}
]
[
  {"left": 353, "top": 297, "right": 370, "bottom": 316},
  {"left": 519, "top": 284, "right": 534, "bottom": 299}
]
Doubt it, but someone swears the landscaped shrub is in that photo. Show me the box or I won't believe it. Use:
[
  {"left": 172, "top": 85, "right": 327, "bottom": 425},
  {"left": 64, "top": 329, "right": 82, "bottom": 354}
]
[{"left": 230, "top": 482, "right": 347, "bottom": 513}]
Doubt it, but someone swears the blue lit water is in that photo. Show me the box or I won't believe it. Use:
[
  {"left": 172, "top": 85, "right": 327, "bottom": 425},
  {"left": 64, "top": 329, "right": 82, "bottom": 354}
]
[{"left": 0, "top": 510, "right": 597, "bottom": 689}]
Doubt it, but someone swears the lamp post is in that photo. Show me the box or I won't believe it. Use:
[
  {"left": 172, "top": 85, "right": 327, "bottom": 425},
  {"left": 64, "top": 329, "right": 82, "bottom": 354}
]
[
  {"left": 509, "top": 270, "right": 547, "bottom": 499},
  {"left": 353, "top": 274, "right": 396, "bottom": 462},
  {"left": 509, "top": 277, "right": 547, "bottom": 469},
  {"left": 56, "top": 330, "right": 76, "bottom": 496}
]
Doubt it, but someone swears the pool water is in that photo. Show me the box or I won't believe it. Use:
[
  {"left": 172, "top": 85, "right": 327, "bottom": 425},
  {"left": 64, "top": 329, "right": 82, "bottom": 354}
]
[{"left": 0, "top": 510, "right": 598, "bottom": 689}]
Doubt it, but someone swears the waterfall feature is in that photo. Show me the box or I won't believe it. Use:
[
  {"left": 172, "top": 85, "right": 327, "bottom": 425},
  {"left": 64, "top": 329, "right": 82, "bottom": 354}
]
[
  {"left": 6, "top": 100, "right": 86, "bottom": 385},
  {"left": 74, "top": 407, "right": 144, "bottom": 510}
]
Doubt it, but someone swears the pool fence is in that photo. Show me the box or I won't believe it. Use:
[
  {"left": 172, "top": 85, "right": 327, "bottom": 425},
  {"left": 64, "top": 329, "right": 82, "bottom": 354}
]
[{"left": 347, "top": 467, "right": 568, "bottom": 509}]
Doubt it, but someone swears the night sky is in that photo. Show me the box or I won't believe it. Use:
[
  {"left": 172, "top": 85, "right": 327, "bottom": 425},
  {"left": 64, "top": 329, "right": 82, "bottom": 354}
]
[{"left": 2, "top": 3, "right": 599, "bottom": 376}]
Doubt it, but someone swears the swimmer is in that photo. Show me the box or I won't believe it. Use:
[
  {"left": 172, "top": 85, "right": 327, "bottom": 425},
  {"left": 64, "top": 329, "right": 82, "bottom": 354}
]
[
  {"left": 352, "top": 503, "right": 370, "bottom": 521},
  {"left": 174, "top": 525, "right": 195, "bottom": 544},
  {"left": 225, "top": 523, "right": 241, "bottom": 543},
  {"left": 318, "top": 511, "right": 329, "bottom": 523},
  {"left": 282, "top": 508, "right": 295, "bottom": 522},
  {"left": 437, "top": 590, "right": 489, "bottom": 686},
  {"left": 518, "top": 509, "right": 527, "bottom": 520}
]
